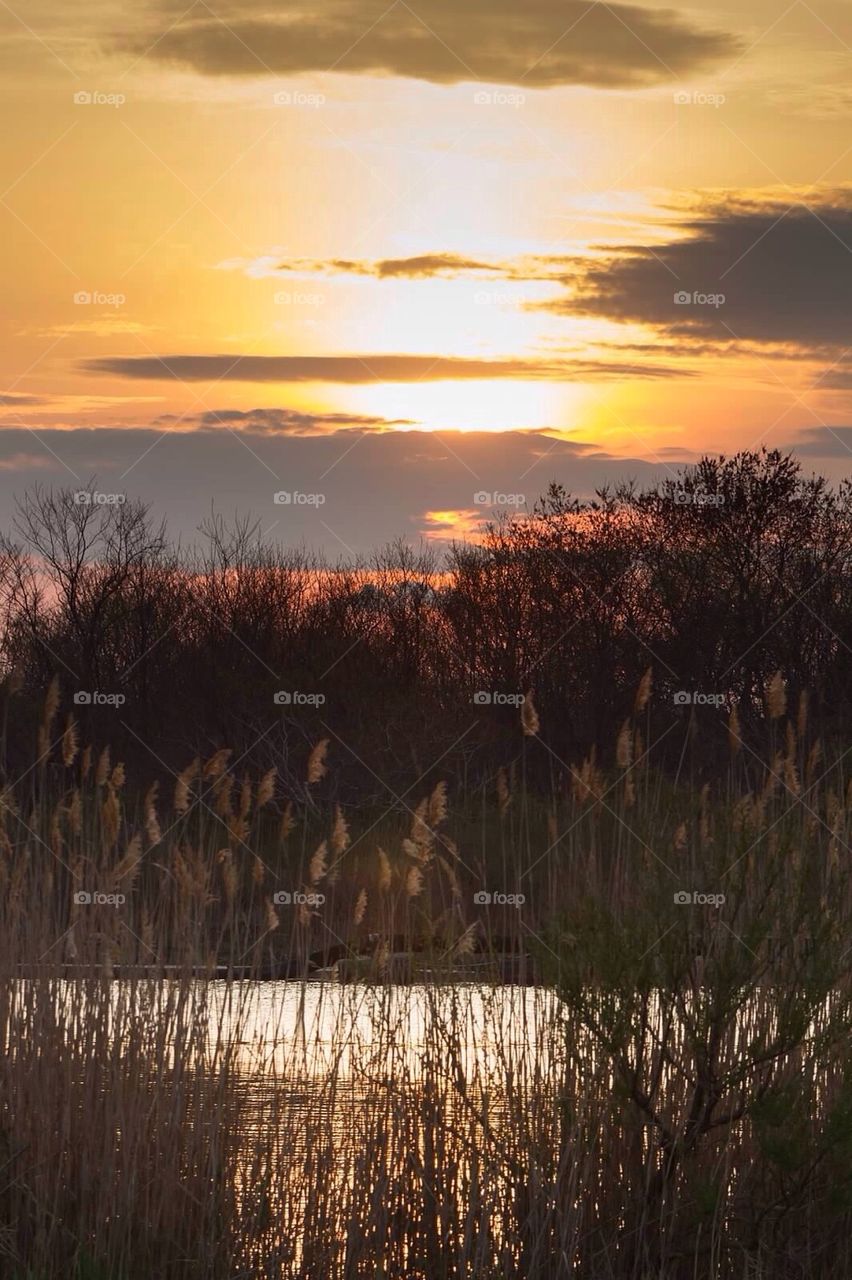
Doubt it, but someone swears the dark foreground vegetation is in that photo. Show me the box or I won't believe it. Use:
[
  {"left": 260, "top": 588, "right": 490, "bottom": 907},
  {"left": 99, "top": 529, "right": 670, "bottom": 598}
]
[
  {"left": 1, "top": 669, "right": 852, "bottom": 1277},
  {"left": 0, "top": 448, "right": 850, "bottom": 801},
  {"left": 2, "top": 448, "right": 852, "bottom": 1277}
]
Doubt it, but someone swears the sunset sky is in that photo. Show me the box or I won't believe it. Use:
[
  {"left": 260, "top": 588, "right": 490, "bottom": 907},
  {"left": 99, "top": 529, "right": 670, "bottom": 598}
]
[{"left": 2, "top": 0, "right": 851, "bottom": 550}]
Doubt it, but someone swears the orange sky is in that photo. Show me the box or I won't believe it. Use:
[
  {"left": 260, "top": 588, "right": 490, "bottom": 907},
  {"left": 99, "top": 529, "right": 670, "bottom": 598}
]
[{"left": 1, "top": 0, "right": 851, "bottom": 549}]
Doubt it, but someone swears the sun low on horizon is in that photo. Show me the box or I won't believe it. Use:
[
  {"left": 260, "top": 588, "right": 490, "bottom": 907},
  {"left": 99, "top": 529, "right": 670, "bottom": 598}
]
[{"left": 1, "top": 0, "right": 851, "bottom": 549}]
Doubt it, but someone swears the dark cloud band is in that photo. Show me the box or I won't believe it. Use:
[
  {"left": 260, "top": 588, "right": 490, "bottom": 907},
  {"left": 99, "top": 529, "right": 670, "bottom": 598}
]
[
  {"left": 81, "top": 353, "right": 690, "bottom": 383},
  {"left": 552, "top": 201, "right": 852, "bottom": 347},
  {"left": 131, "top": 0, "right": 735, "bottom": 88}
]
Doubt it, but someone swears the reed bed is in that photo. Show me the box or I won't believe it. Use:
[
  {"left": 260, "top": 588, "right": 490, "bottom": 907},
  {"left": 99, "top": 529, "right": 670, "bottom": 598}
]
[{"left": 2, "top": 675, "right": 852, "bottom": 1277}]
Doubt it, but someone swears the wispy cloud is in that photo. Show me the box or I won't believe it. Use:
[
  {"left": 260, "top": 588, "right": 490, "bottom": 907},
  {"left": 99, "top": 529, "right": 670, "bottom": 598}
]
[
  {"left": 785, "top": 426, "right": 852, "bottom": 457},
  {"left": 82, "top": 352, "right": 692, "bottom": 383},
  {"left": 218, "top": 253, "right": 506, "bottom": 280},
  {"left": 155, "top": 406, "right": 417, "bottom": 434}
]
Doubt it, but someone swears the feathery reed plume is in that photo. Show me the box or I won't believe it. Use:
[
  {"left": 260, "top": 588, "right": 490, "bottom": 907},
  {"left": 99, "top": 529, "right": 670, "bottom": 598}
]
[
  {"left": 763, "top": 755, "right": 783, "bottom": 804},
  {"left": 174, "top": 757, "right": 198, "bottom": 815},
  {"left": 521, "top": 691, "right": 540, "bottom": 737},
  {"left": 785, "top": 721, "right": 796, "bottom": 760},
  {"left": 572, "top": 750, "right": 602, "bottom": 805},
  {"left": 673, "top": 822, "right": 688, "bottom": 851},
  {"left": 309, "top": 840, "right": 328, "bottom": 884},
  {"left": 257, "top": 767, "right": 276, "bottom": 808},
  {"left": 375, "top": 937, "right": 389, "bottom": 979},
  {"left": 279, "top": 801, "right": 296, "bottom": 842},
  {"left": 61, "top": 714, "right": 79, "bottom": 767},
  {"left": 238, "top": 775, "right": 252, "bottom": 820},
  {"left": 331, "top": 805, "right": 350, "bottom": 857},
  {"left": 408, "top": 799, "right": 434, "bottom": 860},
  {"left": 203, "top": 748, "right": 232, "bottom": 778},
  {"left": 353, "top": 888, "right": 367, "bottom": 926},
  {"left": 634, "top": 666, "right": 653, "bottom": 714},
  {"left": 427, "top": 781, "right": 448, "bottom": 827},
  {"left": 453, "top": 921, "right": 479, "bottom": 956},
  {"left": 80, "top": 744, "right": 92, "bottom": 782},
  {"left": 766, "top": 670, "right": 786, "bottom": 719},
  {"left": 265, "top": 898, "right": 280, "bottom": 932},
  {"left": 571, "top": 764, "right": 590, "bottom": 806},
  {"left": 228, "top": 813, "right": 249, "bottom": 847},
  {"left": 50, "top": 806, "right": 63, "bottom": 859},
  {"left": 406, "top": 865, "right": 425, "bottom": 898},
  {"left": 0, "top": 786, "right": 16, "bottom": 827},
  {"left": 496, "top": 767, "right": 511, "bottom": 816},
  {"left": 805, "top": 738, "right": 822, "bottom": 787},
  {"left": 218, "top": 848, "right": 238, "bottom": 905},
  {"left": 306, "top": 739, "right": 329, "bottom": 784},
  {"left": 616, "top": 719, "right": 632, "bottom": 769},
  {"left": 171, "top": 844, "right": 196, "bottom": 900},
  {"left": 436, "top": 851, "right": 461, "bottom": 899},
  {"left": 214, "top": 773, "right": 234, "bottom": 820},
  {"left": 101, "top": 785, "right": 121, "bottom": 851},
  {"left": 784, "top": 756, "right": 801, "bottom": 796},
  {"left": 110, "top": 762, "right": 126, "bottom": 790},
  {"left": 402, "top": 836, "right": 432, "bottom": 865},
  {"left": 112, "top": 833, "right": 143, "bottom": 891},
  {"left": 377, "top": 846, "right": 392, "bottom": 891},
  {"left": 95, "top": 746, "right": 111, "bottom": 787},
  {"left": 632, "top": 727, "right": 645, "bottom": 770},
  {"left": 144, "top": 782, "right": 161, "bottom": 846},
  {"left": 252, "top": 854, "right": 266, "bottom": 885},
  {"left": 728, "top": 703, "right": 742, "bottom": 755}
]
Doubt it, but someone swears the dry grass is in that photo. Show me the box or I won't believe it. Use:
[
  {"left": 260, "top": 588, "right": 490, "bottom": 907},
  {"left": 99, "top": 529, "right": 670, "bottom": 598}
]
[{"left": 1, "top": 676, "right": 852, "bottom": 1276}]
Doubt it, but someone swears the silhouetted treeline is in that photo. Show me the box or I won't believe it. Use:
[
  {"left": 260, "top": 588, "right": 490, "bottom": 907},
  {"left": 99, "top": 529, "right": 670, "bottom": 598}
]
[{"left": 0, "top": 448, "right": 850, "bottom": 801}]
